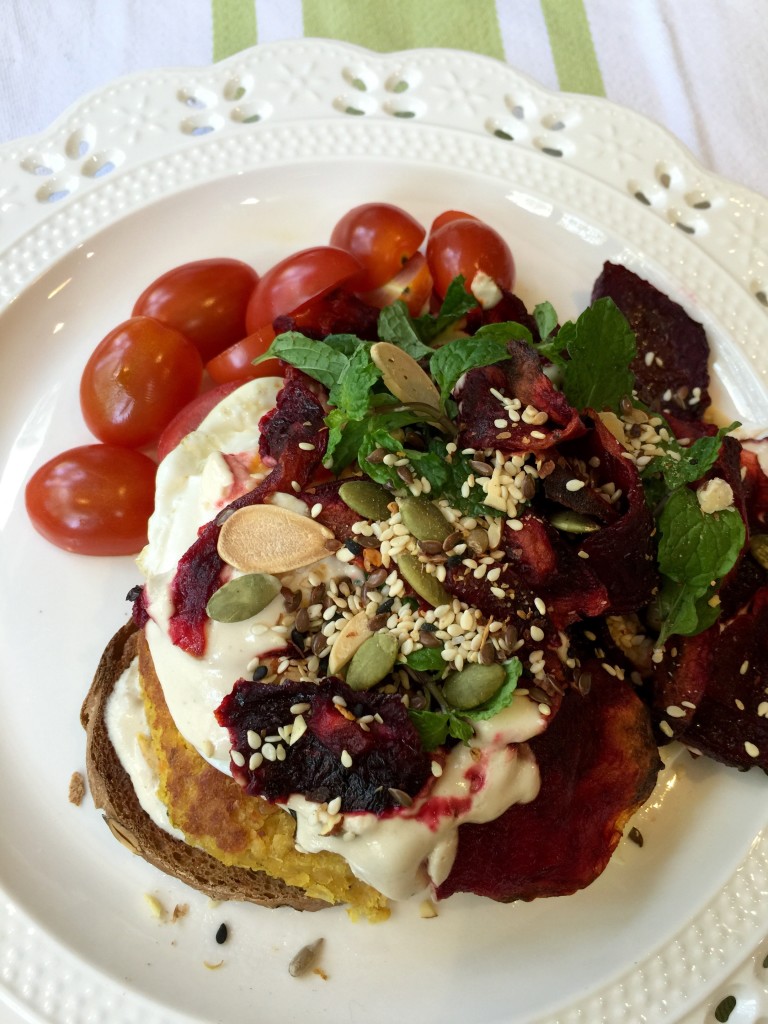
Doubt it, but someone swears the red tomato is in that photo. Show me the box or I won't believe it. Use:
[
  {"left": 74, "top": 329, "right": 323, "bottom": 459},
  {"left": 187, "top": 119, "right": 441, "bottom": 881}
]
[
  {"left": 132, "top": 258, "right": 259, "bottom": 363},
  {"left": 245, "top": 247, "right": 362, "bottom": 334},
  {"left": 157, "top": 381, "right": 242, "bottom": 461},
  {"left": 80, "top": 316, "right": 203, "bottom": 448},
  {"left": 426, "top": 217, "right": 515, "bottom": 299},
  {"left": 25, "top": 445, "right": 157, "bottom": 555},
  {"left": 206, "top": 324, "right": 283, "bottom": 385},
  {"left": 329, "top": 203, "right": 425, "bottom": 292},
  {"left": 429, "top": 210, "right": 478, "bottom": 233},
  {"left": 361, "top": 252, "right": 433, "bottom": 316}
]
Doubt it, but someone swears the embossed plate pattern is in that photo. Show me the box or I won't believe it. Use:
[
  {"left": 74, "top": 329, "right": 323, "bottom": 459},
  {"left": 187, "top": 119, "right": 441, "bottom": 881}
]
[{"left": 0, "top": 40, "right": 766, "bottom": 1024}]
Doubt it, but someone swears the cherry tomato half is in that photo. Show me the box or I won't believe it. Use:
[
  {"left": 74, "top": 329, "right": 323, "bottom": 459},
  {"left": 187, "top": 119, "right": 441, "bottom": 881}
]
[
  {"left": 330, "top": 203, "right": 425, "bottom": 292},
  {"left": 206, "top": 324, "right": 283, "bottom": 385},
  {"left": 360, "top": 252, "right": 433, "bottom": 316},
  {"left": 157, "top": 381, "right": 242, "bottom": 461},
  {"left": 429, "top": 209, "right": 478, "bottom": 233},
  {"left": 245, "top": 247, "right": 362, "bottom": 334},
  {"left": 132, "top": 258, "right": 259, "bottom": 363},
  {"left": 25, "top": 445, "right": 157, "bottom": 555},
  {"left": 80, "top": 316, "right": 203, "bottom": 448},
  {"left": 426, "top": 217, "right": 515, "bottom": 299}
]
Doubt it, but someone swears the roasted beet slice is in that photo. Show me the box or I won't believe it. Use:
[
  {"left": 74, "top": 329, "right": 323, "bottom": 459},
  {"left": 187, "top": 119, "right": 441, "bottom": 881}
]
[
  {"left": 648, "top": 633, "right": 713, "bottom": 744},
  {"left": 437, "top": 665, "right": 661, "bottom": 902},
  {"left": 568, "top": 415, "right": 659, "bottom": 614},
  {"left": 258, "top": 367, "right": 328, "bottom": 466},
  {"left": 216, "top": 678, "right": 432, "bottom": 814},
  {"left": 591, "top": 262, "right": 710, "bottom": 420},
  {"left": 456, "top": 340, "right": 585, "bottom": 454},
  {"left": 674, "top": 586, "right": 768, "bottom": 771},
  {"left": 272, "top": 288, "right": 380, "bottom": 342},
  {"left": 166, "top": 373, "right": 328, "bottom": 656}
]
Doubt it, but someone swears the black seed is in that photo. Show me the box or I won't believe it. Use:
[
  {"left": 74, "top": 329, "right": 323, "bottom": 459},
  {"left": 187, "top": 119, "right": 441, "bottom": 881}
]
[
  {"left": 344, "top": 539, "right": 363, "bottom": 556},
  {"left": 445, "top": 555, "right": 462, "bottom": 568},
  {"left": 378, "top": 597, "right": 395, "bottom": 614},
  {"left": 421, "top": 622, "right": 438, "bottom": 632},
  {"left": 252, "top": 665, "right": 268, "bottom": 681},
  {"left": 215, "top": 923, "right": 228, "bottom": 945},
  {"left": 126, "top": 584, "right": 143, "bottom": 602},
  {"left": 291, "top": 628, "right": 306, "bottom": 649},
  {"left": 715, "top": 995, "right": 737, "bottom": 1022},
  {"left": 628, "top": 826, "right": 644, "bottom": 847}
]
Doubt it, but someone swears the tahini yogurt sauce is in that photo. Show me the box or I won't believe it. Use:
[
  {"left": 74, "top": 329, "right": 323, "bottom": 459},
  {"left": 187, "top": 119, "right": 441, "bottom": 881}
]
[{"left": 109, "top": 377, "right": 547, "bottom": 899}]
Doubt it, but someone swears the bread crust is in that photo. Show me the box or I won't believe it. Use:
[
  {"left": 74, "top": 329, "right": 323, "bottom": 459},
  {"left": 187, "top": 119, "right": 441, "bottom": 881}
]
[{"left": 81, "top": 621, "right": 327, "bottom": 911}]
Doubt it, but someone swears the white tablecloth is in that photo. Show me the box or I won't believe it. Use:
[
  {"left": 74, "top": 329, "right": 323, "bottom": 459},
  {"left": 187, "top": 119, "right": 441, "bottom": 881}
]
[{"left": 2, "top": 0, "right": 767, "bottom": 197}]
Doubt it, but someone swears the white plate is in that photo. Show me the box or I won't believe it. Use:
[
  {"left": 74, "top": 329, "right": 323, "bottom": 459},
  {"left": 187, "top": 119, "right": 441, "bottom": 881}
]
[{"left": 1, "top": 40, "right": 767, "bottom": 1024}]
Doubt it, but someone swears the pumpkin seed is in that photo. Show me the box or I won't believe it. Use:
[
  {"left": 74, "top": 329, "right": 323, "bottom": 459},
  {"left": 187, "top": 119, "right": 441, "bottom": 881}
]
[
  {"left": 370, "top": 342, "right": 442, "bottom": 411},
  {"left": 749, "top": 533, "right": 768, "bottom": 570},
  {"left": 217, "top": 504, "right": 334, "bottom": 574},
  {"left": 443, "top": 662, "right": 505, "bottom": 709},
  {"left": 465, "top": 527, "right": 490, "bottom": 554},
  {"left": 339, "top": 479, "right": 392, "bottom": 521},
  {"left": 396, "top": 553, "right": 452, "bottom": 607},
  {"left": 327, "top": 610, "right": 372, "bottom": 675},
  {"left": 549, "top": 509, "right": 600, "bottom": 534},
  {"left": 345, "top": 632, "right": 399, "bottom": 691},
  {"left": 206, "top": 573, "right": 281, "bottom": 622},
  {"left": 398, "top": 496, "right": 452, "bottom": 542}
]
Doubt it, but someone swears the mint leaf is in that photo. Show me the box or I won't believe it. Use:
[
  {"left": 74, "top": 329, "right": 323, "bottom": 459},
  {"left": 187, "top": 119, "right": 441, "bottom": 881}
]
[
  {"left": 429, "top": 334, "right": 511, "bottom": 403},
  {"left": 560, "top": 298, "right": 636, "bottom": 413},
  {"left": 255, "top": 331, "right": 348, "bottom": 390},
  {"left": 321, "top": 333, "right": 369, "bottom": 357},
  {"left": 377, "top": 303, "right": 434, "bottom": 362},
  {"left": 408, "top": 708, "right": 475, "bottom": 752},
  {"left": 324, "top": 409, "right": 369, "bottom": 471},
  {"left": 328, "top": 344, "right": 381, "bottom": 419},
  {"left": 657, "top": 487, "right": 745, "bottom": 588},
  {"left": 412, "top": 277, "right": 478, "bottom": 343},
  {"left": 533, "top": 301, "right": 559, "bottom": 340},
  {"left": 408, "top": 709, "right": 451, "bottom": 751},
  {"left": 467, "top": 658, "right": 522, "bottom": 721},
  {"left": 405, "top": 646, "right": 445, "bottom": 672},
  {"left": 644, "top": 422, "right": 739, "bottom": 490},
  {"left": 654, "top": 486, "right": 745, "bottom": 644}
]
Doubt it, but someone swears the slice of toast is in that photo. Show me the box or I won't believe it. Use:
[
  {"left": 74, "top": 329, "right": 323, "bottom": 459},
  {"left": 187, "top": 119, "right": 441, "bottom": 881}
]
[{"left": 80, "top": 621, "right": 327, "bottom": 911}]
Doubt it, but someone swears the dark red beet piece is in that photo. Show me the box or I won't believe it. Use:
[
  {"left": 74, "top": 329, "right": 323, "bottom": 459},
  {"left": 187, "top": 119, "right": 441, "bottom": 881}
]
[
  {"left": 298, "top": 479, "right": 371, "bottom": 542},
  {"left": 673, "top": 586, "right": 768, "bottom": 771},
  {"left": 216, "top": 678, "right": 432, "bottom": 813},
  {"left": 456, "top": 340, "right": 585, "bottom": 454},
  {"left": 648, "top": 632, "right": 713, "bottom": 744},
  {"left": 272, "top": 288, "right": 380, "bottom": 342},
  {"left": 591, "top": 262, "right": 711, "bottom": 421},
  {"left": 437, "top": 665, "right": 661, "bottom": 902},
  {"left": 741, "top": 445, "right": 768, "bottom": 531}
]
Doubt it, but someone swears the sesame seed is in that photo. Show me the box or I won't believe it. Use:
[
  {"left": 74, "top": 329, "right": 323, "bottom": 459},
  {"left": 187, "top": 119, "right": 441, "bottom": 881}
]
[
  {"left": 327, "top": 796, "right": 342, "bottom": 816},
  {"left": 249, "top": 752, "right": 263, "bottom": 770},
  {"left": 577, "top": 550, "right": 590, "bottom": 559},
  {"left": 534, "top": 597, "right": 546, "bottom": 616},
  {"left": 290, "top": 715, "right": 307, "bottom": 745},
  {"left": 530, "top": 625, "right": 545, "bottom": 642},
  {"left": 431, "top": 761, "right": 443, "bottom": 777},
  {"left": 735, "top": 698, "right": 745, "bottom": 711},
  {"left": 666, "top": 705, "right": 686, "bottom": 718},
  {"left": 290, "top": 480, "right": 301, "bottom": 493},
  {"left": 341, "top": 749, "right": 353, "bottom": 768},
  {"left": 310, "top": 503, "right": 322, "bottom": 518},
  {"left": 298, "top": 442, "right": 315, "bottom": 451},
  {"left": 231, "top": 750, "right": 245, "bottom": 767},
  {"left": 565, "top": 479, "right": 585, "bottom": 492},
  {"left": 494, "top": 418, "right": 508, "bottom": 429},
  {"left": 745, "top": 741, "right": 760, "bottom": 758},
  {"left": 247, "top": 730, "right": 262, "bottom": 749},
  {"left": 740, "top": 660, "right": 750, "bottom": 675},
  {"left": 261, "top": 743, "right": 277, "bottom": 762},
  {"left": 659, "top": 720, "right": 674, "bottom": 738}
]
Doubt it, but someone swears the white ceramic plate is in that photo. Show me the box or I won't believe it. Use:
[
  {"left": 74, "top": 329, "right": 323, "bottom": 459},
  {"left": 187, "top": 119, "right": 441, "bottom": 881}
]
[{"left": 1, "top": 40, "right": 767, "bottom": 1024}]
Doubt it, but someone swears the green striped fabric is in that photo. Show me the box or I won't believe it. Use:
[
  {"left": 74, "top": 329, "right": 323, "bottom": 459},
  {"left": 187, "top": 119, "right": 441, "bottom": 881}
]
[{"left": 211, "top": 0, "right": 605, "bottom": 96}]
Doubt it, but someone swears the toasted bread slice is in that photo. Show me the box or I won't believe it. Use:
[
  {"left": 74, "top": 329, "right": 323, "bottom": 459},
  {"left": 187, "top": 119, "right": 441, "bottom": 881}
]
[{"left": 81, "top": 622, "right": 327, "bottom": 910}]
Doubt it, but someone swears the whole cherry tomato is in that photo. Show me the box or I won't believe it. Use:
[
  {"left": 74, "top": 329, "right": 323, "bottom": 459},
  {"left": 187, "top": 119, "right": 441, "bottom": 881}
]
[
  {"left": 245, "top": 247, "right": 362, "bottom": 334},
  {"left": 157, "top": 381, "right": 242, "bottom": 460},
  {"left": 329, "top": 203, "right": 425, "bottom": 292},
  {"left": 360, "top": 251, "right": 433, "bottom": 316},
  {"left": 132, "top": 258, "right": 259, "bottom": 363},
  {"left": 426, "top": 217, "right": 515, "bottom": 299},
  {"left": 80, "top": 316, "right": 203, "bottom": 448},
  {"left": 25, "top": 445, "right": 157, "bottom": 555}
]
